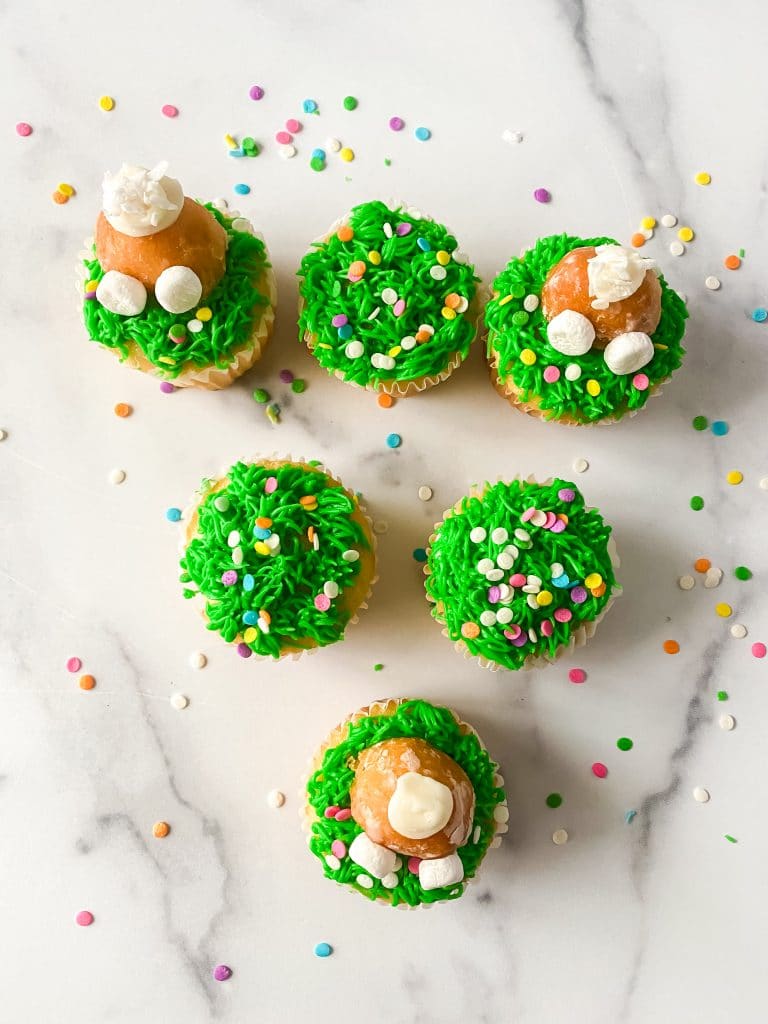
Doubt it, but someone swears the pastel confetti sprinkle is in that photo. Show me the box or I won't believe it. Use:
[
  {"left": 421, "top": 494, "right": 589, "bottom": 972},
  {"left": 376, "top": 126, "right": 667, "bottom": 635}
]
[
  {"left": 249, "top": 85, "right": 265, "bottom": 100},
  {"left": 752, "top": 642, "right": 767, "bottom": 659},
  {"left": 414, "top": 126, "right": 431, "bottom": 141},
  {"left": 751, "top": 308, "right": 767, "bottom": 322},
  {"left": 726, "top": 470, "right": 743, "bottom": 485},
  {"left": 734, "top": 566, "right": 752, "bottom": 580},
  {"left": 690, "top": 496, "right": 705, "bottom": 511},
  {"left": 66, "top": 657, "right": 82, "bottom": 673},
  {"left": 616, "top": 737, "right": 633, "bottom": 751},
  {"left": 545, "top": 793, "right": 562, "bottom": 808},
  {"left": 386, "top": 433, "right": 402, "bottom": 449},
  {"left": 314, "top": 942, "right": 333, "bottom": 958},
  {"left": 153, "top": 821, "right": 170, "bottom": 838},
  {"left": 625, "top": 810, "right": 637, "bottom": 824},
  {"left": 161, "top": 104, "right": 179, "bottom": 118},
  {"left": 79, "top": 674, "right": 96, "bottom": 691},
  {"left": 99, "top": 95, "right": 115, "bottom": 111},
  {"left": 16, "top": 121, "right": 32, "bottom": 137},
  {"left": 75, "top": 911, "right": 94, "bottom": 927},
  {"left": 568, "top": 668, "right": 587, "bottom": 684},
  {"left": 389, "top": 116, "right": 404, "bottom": 131},
  {"left": 694, "top": 171, "right": 711, "bottom": 185},
  {"left": 166, "top": 507, "right": 182, "bottom": 522},
  {"left": 591, "top": 762, "right": 608, "bottom": 779},
  {"left": 213, "top": 965, "right": 232, "bottom": 982},
  {"left": 711, "top": 420, "right": 729, "bottom": 435},
  {"left": 533, "top": 187, "right": 551, "bottom": 203}
]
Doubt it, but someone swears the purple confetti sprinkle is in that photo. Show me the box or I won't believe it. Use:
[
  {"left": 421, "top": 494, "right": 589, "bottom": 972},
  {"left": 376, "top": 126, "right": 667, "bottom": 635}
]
[
  {"left": 389, "top": 116, "right": 405, "bottom": 131},
  {"left": 395, "top": 222, "right": 412, "bottom": 236},
  {"left": 571, "top": 586, "right": 588, "bottom": 604},
  {"left": 331, "top": 314, "right": 348, "bottom": 328},
  {"left": 534, "top": 188, "right": 552, "bottom": 203},
  {"left": 236, "top": 642, "right": 252, "bottom": 658},
  {"left": 558, "top": 488, "right": 576, "bottom": 502},
  {"left": 279, "top": 369, "right": 294, "bottom": 384},
  {"left": 221, "top": 570, "right": 238, "bottom": 586},
  {"left": 213, "top": 964, "right": 232, "bottom": 981},
  {"left": 488, "top": 585, "right": 501, "bottom": 604},
  {"left": 159, "top": 381, "right": 176, "bottom": 394}
]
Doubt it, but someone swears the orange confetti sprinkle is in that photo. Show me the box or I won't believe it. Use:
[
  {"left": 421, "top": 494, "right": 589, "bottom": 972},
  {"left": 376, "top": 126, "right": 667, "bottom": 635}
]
[
  {"left": 630, "top": 233, "right": 646, "bottom": 248},
  {"left": 52, "top": 190, "right": 69, "bottom": 204},
  {"left": 694, "top": 558, "right": 711, "bottom": 573},
  {"left": 591, "top": 583, "right": 607, "bottom": 598},
  {"left": 415, "top": 329, "right": 431, "bottom": 343},
  {"left": 259, "top": 609, "right": 271, "bottom": 624},
  {"left": 152, "top": 821, "right": 170, "bottom": 838},
  {"left": 299, "top": 495, "right": 318, "bottom": 508},
  {"left": 444, "top": 293, "right": 461, "bottom": 310},
  {"left": 336, "top": 226, "right": 354, "bottom": 242},
  {"left": 724, "top": 254, "right": 741, "bottom": 270},
  {"left": 377, "top": 393, "right": 394, "bottom": 408},
  {"left": 79, "top": 674, "right": 96, "bottom": 690},
  {"left": 461, "top": 621, "right": 480, "bottom": 640},
  {"left": 114, "top": 402, "right": 133, "bottom": 418},
  {"left": 663, "top": 640, "right": 680, "bottom": 655},
  {"left": 255, "top": 517, "right": 272, "bottom": 529},
  {"left": 349, "top": 260, "right": 366, "bottom": 277}
]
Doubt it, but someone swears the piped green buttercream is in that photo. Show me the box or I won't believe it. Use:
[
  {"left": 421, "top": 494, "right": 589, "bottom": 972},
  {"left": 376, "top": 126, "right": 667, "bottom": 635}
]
[
  {"left": 179, "top": 461, "right": 370, "bottom": 658},
  {"left": 424, "top": 479, "right": 618, "bottom": 670},
  {"left": 82, "top": 204, "right": 271, "bottom": 378},
  {"left": 307, "top": 699, "right": 505, "bottom": 907},
  {"left": 484, "top": 234, "right": 688, "bottom": 422},
  {"left": 297, "top": 200, "right": 479, "bottom": 386}
]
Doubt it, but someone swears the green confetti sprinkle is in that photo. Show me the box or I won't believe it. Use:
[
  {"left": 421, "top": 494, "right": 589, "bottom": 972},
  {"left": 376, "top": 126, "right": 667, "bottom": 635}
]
[
  {"left": 617, "top": 737, "right": 633, "bottom": 751},
  {"left": 690, "top": 495, "right": 705, "bottom": 511},
  {"left": 291, "top": 379, "right": 306, "bottom": 394},
  {"left": 343, "top": 95, "right": 358, "bottom": 110},
  {"left": 625, "top": 810, "right": 637, "bottom": 824},
  {"left": 717, "top": 690, "right": 729, "bottom": 701},
  {"left": 384, "top": 158, "right": 392, "bottom": 167},
  {"left": 724, "top": 834, "right": 738, "bottom": 843},
  {"left": 373, "top": 663, "right": 384, "bottom": 672},
  {"left": 739, "top": 248, "right": 745, "bottom": 259},
  {"left": 546, "top": 792, "right": 563, "bottom": 808},
  {"left": 253, "top": 388, "right": 270, "bottom": 404},
  {"left": 734, "top": 566, "right": 752, "bottom": 580},
  {"left": 692, "top": 415, "right": 708, "bottom": 431}
]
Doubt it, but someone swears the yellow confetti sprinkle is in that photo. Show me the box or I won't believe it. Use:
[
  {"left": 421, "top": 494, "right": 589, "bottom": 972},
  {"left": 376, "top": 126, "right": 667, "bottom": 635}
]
[
  {"left": 584, "top": 573, "right": 603, "bottom": 589},
  {"left": 678, "top": 226, "right": 694, "bottom": 242},
  {"left": 85, "top": 279, "right": 99, "bottom": 292},
  {"left": 340, "top": 147, "right": 355, "bottom": 162},
  {"left": 99, "top": 95, "right": 115, "bottom": 111},
  {"left": 243, "top": 627, "right": 257, "bottom": 643},
  {"left": 586, "top": 379, "right": 601, "bottom": 396},
  {"left": 57, "top": 182, "right": 75, "bottom": 197},
  {"left": 694, "top": 172, "right": 711, "bottom": 186},
  {"left": 536, "top": 591, "right": 553, "bottom": 606},
  {"left": 726, "top": 470, "right": 743, "bottom": 485},
  {"left": 436, "top": 250, "right": 451, "bottom": 266},
  {"left": 254, "top": 541, "right": 270, "bottom": 556},
  {"left": 368, "top": 250, "right": 381, "bottom": 265},
  {"left": 640, "top": 216, "right": 656, "bottom": 230},
  {"left": 224, "top": 134, "right": 237, "bottom": 148},
  {"left": 196, "top": 307, "right": 212, "bottom": 322},
  {"left": 498, "top": 295, "right": 514, "bottom": 306},
  {"left": 715, "top": 603, "right": 732, "bottom": 618},
  {"left": 388, "top": 345, "right": 402, "bottom": 358},
  {"left": 441, "top": 307, "right": 456, "bottom": 320},
  {"left": 520, "top": 348, "right": 536, "bottom": 366}
]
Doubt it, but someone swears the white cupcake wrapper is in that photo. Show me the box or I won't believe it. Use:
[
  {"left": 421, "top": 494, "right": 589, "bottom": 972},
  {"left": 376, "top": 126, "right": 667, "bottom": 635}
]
[
  {"left": 297, "top": 201, "right": 485, "bottom": 397},
  {"left": 423, "top": 474, "right": 622, "bottom": 672},
  {"left": 179, "top": 453, "right": 378, "bottom": 663},
  {"left": 76, "top": 217, "right": 277, "bottom": 390},
  {"left": 299, "top": 697, "right": 508, "bottom": 910}
]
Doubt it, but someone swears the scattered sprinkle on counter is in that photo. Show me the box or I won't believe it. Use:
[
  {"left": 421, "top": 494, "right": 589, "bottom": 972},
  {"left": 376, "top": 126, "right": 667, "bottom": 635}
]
[
  {"left": 546, "top": 793, "right": 563, "bottom": 808},
  {"left": 159, "top": 382, "right": 175, "bottom": 394},
  {"left": 752, "top": 308, "right": 767, "bottom": 322},
  {"left": 414, "top": 126, "right": 431, "bottom": 141},
  {"left": 591, "top": 762, "right": 608, "bottom": 779},
  {"left": 16, "top": 121, "right": 32, "bottom": 136},
  {"left": 690, "top": 495, "right": 704, "bottom": 511},
  {"left": 249, "top": 85, "right": 265, "bottom": 100},
  {"left": 161, "top": 104, "right": 179, "bottom": 118},
  {"left": 166, "top": 507, "right": 182, "bottom": 522},
  {"left": 730, "top": 624, "right": 748, "bottom": 639},
  {"left": 373, "top": 663, "right": 384, "bottom": 672},
  {"left": 343, "top": 96, "right": 358, "bottom": 110},
  {"left": 678, "top": 574, "right": 695, "bottom": 590},
  {"left": 253, "top": 388, "right": 270, "bottom": 404},
  {"left": 552, "top": 829, "right": 569, "bottom": 845},
  {"left": 726, "top": 470, "right": 743, "bottom": 485},
  {"left": 267, "top": 790, "right": 285, "bottom": 808},
  {"left": 99, "top": 95, "right": 115, "bottom": 111},
  {"left": 694, "top": 171, "right": 711, "bottom": 186},
  {"left": 213, "top": 965, "right": 232, "bottom": 982},
  {"left": 692, "top": 787, "right": 710, "bottom": 803},
  {"left": 572, "top": 457, "right": 589, "bottom": 474},
  {"left": 189, "top": 651, "right": 207, "bottom": 670},
  {"left": 114, "top": 402, "right": 132, "bottom": 417},
  {"left": 389, "top": 116, "right": 405, "bottom": 131},
  {"left": 616, "top": 737, "right": 633, "bottom": 751},
  {"left": 314, "top": 942, "right": 333, "bottom": 958},
  {"left": 75, "top": 910, "right": 94, "bottom": 927},
  {"left": 79, "top": 674, "right": 96, "bottom": 691},
  {"left": 109, "top": 469, "right": 126, "bottom": 485},
  {"left": 291, "top": 379, "right": 306, "bottom": 393},
  {"left": 711, "top": 420, "right": 729, "bottom": 436},
  {"left": 533, "top": 188, "right": 551, "bottom": 204},
  {"left": 170, "top": 693, "right": 189, "bottom": 710},
  {"left": 678, "top": 226, "right": 694, "bottom": 242},
  {"left": 752, "top": 642, "right": 767, "bottom": 659},
  {"left": 377, "top": 393, "right": 394, "bottom": 408},
  {"left": 153, "top": 821, "right": 170, "bottom": 838},
  {"left": 233, "top": 183, "right": 250, "bottom": 195},
  {"left": 705, "top": 276, "right": 721, "bottom": 291},
  {"left": 715, "top": 603, "right": 732, "bottom": 618},
  {"left": 386, "top": 432, "right": 401, "bottom": 449},
  {"left": 568, "top": 668, "right": 586, "bottom": 684},
  {"left": 66, "top": 657, "right": 82, "bottom": 673},
  {"left": 625, "top": 810, "right": 637, "bottom": 824},
  {"left": 418, "top": 485, "right": 433, "bottom": 501},
  {"left": 717, "top": 690, "right": 729, "bottom": 701},
  {"left": 412, "top": 547, "right": 427, "bottom": 563},
  {"left": 663, "top": 640, "right": 680, "bottom": 655},
  {"left": 734, "top": 566, "right": 752, "bottom": 580},
  {"left": 724, "top": 834, "right": 738, "bottom": 843},
  {"left": 724, "top": 254, "right": 741, "bottom": 270},
  {"left": 719, "top": 714, "right": 736, "bottom": 731}
]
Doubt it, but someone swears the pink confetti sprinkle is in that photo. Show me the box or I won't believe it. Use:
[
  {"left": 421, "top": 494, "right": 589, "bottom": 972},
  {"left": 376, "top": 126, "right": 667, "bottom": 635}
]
[
  {"left": 591, "top": 762, "right": 608, "bottom": 779},
  {"left": 554, "top": 608, "right": 572, "bottom": 623},
  {"left": 540, "top": 619, "right": 554, "bottom": 637},
  {"left": 66, "top": 657, "right": 82, "bottom": 673},
  {"left": 249, "top": 85, "right": 265, "bottom": 101},
  {"left": 503, "top": 625, "right": 522, "bottom": 640},
  {"left": 407, "top": 857, "right": 421, "bottom": 875},
  {"left": 275, "top": 130, "right": 292, "bottom": 145},
  {"left": 314, "top": 593, "right": 331, "bottom": 612},
  {"left": 509, "top": 573, "right": 526, "bottom": 588},
  {"left": 533, "top": 187, "right": 551, "bottom": 203},
  {"left": 264, "top": 476, "right": 278, "bottom": 494},
  {"left": 334, "top": 808, "right": 352, "bottom": 821},
  {"left": 752, "top": 642, "right": 767, "bottom": 659},
  {"left": 213, "top": 964, "right": 232, "bottom": 982},
  {"left": 632, "top": 373, "right": 649, "bottom": 391},
  {"left": 542, "top": 511, "right": 557, "bottom": 530},
  {"left": 330, "top": 839, "right": 346, "bottom": 858},
  {"left": 324, "top": 805, "right": 339, "bottom": 819},
  {"left": 389, "top": 116, "right": 405, "bottom": 131},
  {"left": 543, "top": 365, "right": 561, "bottom": 383},
  {"left": 161, "top": 104, "right": 179, "bottom": 118},
  {"left": 75, "top": 910, "right": 94, "bottom": 927},
  {"left": 521, "top": 507, "right": 537, "bottom": 522},
  {"left": 393, "top": 298, "right": 406, "bottom": 317},
  {"left": 568, "top": 668, "right": 587, "bottom": 684},
  {"left": 550, "top": 519, "right": 566, "bottom": 534},
  {"left": 285, "top": 118, "right": 301, "bottom": 133},
  {"left": 16, "top": 121, "right": 32, "bottom": 137}
]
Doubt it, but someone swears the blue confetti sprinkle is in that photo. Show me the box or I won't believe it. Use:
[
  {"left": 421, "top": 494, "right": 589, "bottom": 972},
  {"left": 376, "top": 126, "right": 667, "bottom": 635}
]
[
  {"left": 311, "top": 147, "right": 326, "bottom": 161},
  {"left": 243, "top": 611, "right": 258, "bottom": 626},
  {"left": 303, "top": 99, "right": 318, "bottom": 114},
  {"left": 551, "top": 574, "right": 570, "bottom": 588},
  {"left": 386, "top": 433, "right": 402, "bottom": 449},
  {"left": 625, "top": 810, "right": 637, "bottom": 824},
  {"left": 165, "top": 507, "right": 182, "bottom": 522},
  {"left": 243, "top": 574, "right": 255, "bottom": 592},
  {"left": 412, "top": 548, "right": 427, "bottom": 563},
  {"left": 751, "top": 307, "right": 767, "bottom": 323},
  {"left": 253, "top": 526, "right": 272, "bottom": 539},
  {"left": 337, "top": 324, "right": 353, "bottom": 340},
  {"left": 711, "top": 420, "right": 729, "bottom": 436},
  {"left": 414, "top": 126, "right": 431, "bottom": 141},
  {"left": 228, "top": 149, "right": 245, "bottom": 158},
  {"left": 314, "top": 942, "right": 333, "bottom": 958},
  {"left": 233, "top": 183, "right": 251, "bottom": 195},
  {"left": 416, "top": 237, "right": 432, "bottom": 252}
]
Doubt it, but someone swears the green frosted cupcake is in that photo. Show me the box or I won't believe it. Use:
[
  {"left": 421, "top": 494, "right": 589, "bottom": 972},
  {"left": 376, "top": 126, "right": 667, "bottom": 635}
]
[
  {"left": 424, "top": 477, "right": 620, "bottom": 670},
  {"left": 485, "top": 234, "right": 687, "bottom": 424},
  {"left": 298, "top": 200, "right": 481, "bottom": 396}
]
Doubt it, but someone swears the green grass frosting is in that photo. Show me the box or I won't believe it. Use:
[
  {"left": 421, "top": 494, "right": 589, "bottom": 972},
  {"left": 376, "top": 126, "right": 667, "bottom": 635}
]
[
  {"left": 307, "top": 699, "right": 505, "bottom": 907},
  {"left": 424, "top": 478, "right": 618, "bottom": 670},
  {"left": 179, "top": 461, "right": 370, "bottom": 658},
  {"left": 484, "top": 234, "right": 688, "bottom": 422},
  {"left": 297, "top": 200, "right": 479, "bottom": 386},
  {"left": 82, "top": 204, "right": 272, "bottom": 378}
]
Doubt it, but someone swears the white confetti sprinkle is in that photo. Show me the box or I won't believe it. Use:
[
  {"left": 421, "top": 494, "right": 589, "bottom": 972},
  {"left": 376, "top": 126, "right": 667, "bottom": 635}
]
[
  {"left": 323, "top": 580, "right": 340, "bottom": 599},
  {"left": 693, "top": 786, "right": 710, "bottom": 803},
  {"left": 678, "top": 575, "right": 695, "bottom": 591},
  {"left": 278, "top": 143, "right": 296, "bottom": 160},
  {"left": 227, "top": 530, "right": 241, "bottom": 548},
  {"left": 368, "top": 306, "right": 381, "bottom": 321},
  {"left": 325, "top": 854, "right": 341, "bottom": 870},
  {"left": 325, "top": 137, "right": 341, "bottom": 153},
  {"left": 267, "top": 789, "right": 286, "bottom": 808},
  {"left": 109, "top": 468, "right": 126, "bottom": 485},
  {"left": 429, "top": 265, "right": 447, "bottom": 281},
  {"left": 496, "top": 607, "right": 513, "bottom": 624},
  {"left": 470, "top": 527, "right": 487, "bottom": 543},
  {"left": 381, "top": 287, "right": 398, "bottom": 305},
  {"left": 760, "top": 477, "right": 768, "bottom": 490},
  {"left": 703, "top": 567, "right": 723, "bottom": 589},
  {"left": 0, "top": 429, "right": 6, "bottom": 441},
  {"left": 730, "top": 623, "right": 748, "bottom": 639},
  {"left": 401, "top": 336, "right": 416, "bottom": 351},
  {"left": 170, "top": 693, "right": 189, "bottom": 710},
  {"left": 342, "top": 549, "right": 359, "bottom": 562},
  {"left": 472, "top": 825, "right": 481, "bottom": 844},
  {"left": 477, "top": 558, "right": 495, "bottom": 574},
  {"left": 661, "top": 213, "right": 677, "bottom": 227},
  {"left": 564, "top": 363, "right": 582, "bottom": 381},
  {"left": 345, "top": 340, "right": 364, "bottom": 359},
  {"left": 491, "top": 527, "right": 509, "bottom": 545},
  {"left": 669, "top": 241, "right": 685, "bottom": 256},
  {"left": 189, "top": 651, "right": 207, "bottom": 670},
  {"left": 480, "top": 610, "right": 497, "bottom": 627},
  {"left": 523, "top": 294, "right": 539, "bottom": 312},
  {"left": 552, "top": 829, "right": 569, "bottom": 845},
  {"left": 418, "top": 485, "right": 433, "bottom": 501},
  {"left": 356, "top": 874, "right": 374, "bottom": 890},
  {"left": 705, "top": 275, "right": 721, "bottom": 291},
  {"left": 501, "top": 129, "right": 523, "bottom": 145},
  {"left": 719, "top": 714, "right": 735, "bottom": 731},
  {"left": 641, "top": 228, "right": 654, "bottom": 241},
  {"left": 573, "top": 457, "right": 589, "bottom": 474},
  {"left": 493, "top": 804, "right": 509, "bottom": 823},
  {"left": 187, "top": 318, "right": 203, "bottom": 333},
  {"left": 380, "top": 872, "right": 398, "bottom": 889}
]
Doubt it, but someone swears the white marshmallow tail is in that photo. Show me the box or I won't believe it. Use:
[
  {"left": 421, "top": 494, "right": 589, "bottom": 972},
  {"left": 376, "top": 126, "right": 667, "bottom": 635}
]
[
  {"left": 546, "top": 309, "right": 595, "bottom": 356},
  {"left": 602, "top": 332, "right": 654, "bottom": 375},
  {"left": 154, "top": 266, "right": 203, "bottom": 314}
]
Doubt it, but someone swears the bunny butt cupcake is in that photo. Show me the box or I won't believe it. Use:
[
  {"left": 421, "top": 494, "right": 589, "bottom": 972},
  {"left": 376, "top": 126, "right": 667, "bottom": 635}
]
[
  {"left": 81, "top": 162, "right": 276, "bottom": 389},
  {"left": 424, "top": 477, "right": 619, "bottom": 670},
  {"left": 179, "top": 459, "right": 375, "bottom": 659},
  {"left": 485, "top": 235, "right": 687, "bottom": 424},
  {"left": 297, "top": 200, "right": 481, "bottom": 396},
  {"left": 304, "top": 699, "right": 507, "bottom": 907}
]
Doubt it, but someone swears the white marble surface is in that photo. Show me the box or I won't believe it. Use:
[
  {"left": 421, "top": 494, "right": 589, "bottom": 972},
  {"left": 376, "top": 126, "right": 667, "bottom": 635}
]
[{"left": 2, "top": 2, "right": 768, "bottom": 1021}]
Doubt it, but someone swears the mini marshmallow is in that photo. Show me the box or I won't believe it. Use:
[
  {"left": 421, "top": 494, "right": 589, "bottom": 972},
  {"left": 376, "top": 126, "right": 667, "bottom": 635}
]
[
  {"left": 96, "top": 270, "right": 147, "bottom": 316},
  {"left": 418, "top": 852, "right": 465, "bottom": 891},
  {"left": 602, "top": 331, "right": 654, "bottom": 375},
  {"left": 546, "top": 309, "right": 595, "bottom": 356},
  {"left": 154, "top": 265, "right": 203, "bottom": 314},
  {"left": 348, "top": 832, "right": 397, "bottom": 879}
]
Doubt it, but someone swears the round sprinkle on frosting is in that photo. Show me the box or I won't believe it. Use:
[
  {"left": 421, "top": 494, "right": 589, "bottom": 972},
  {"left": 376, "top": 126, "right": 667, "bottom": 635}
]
[
  {"left": 424, "top": 478, "right": 617, "bottom": 671},
  {"left": 180, "top": 461, "right": 371, "bottom": 659},
  {"left": 485, "top": 234, "right": 688, "bottom": 423},
  {"left": 298, "top": 200, "right": 478, "bottom": 387}
]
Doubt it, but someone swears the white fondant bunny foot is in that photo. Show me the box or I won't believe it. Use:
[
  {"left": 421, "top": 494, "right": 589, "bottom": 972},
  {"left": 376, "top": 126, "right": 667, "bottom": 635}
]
[
  {"left": 154, "top": 266, "right": 203, "bottom": 314},
  {"left": 96, "top": 270, "right": 147, "bottom": 316}
]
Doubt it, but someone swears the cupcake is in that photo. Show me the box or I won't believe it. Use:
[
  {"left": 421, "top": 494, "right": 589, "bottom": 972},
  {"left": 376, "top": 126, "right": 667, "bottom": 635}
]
[
  {"left": 179, "top": 458, "right": 376, "bottom": 659},
  {"left": 80, "top": 162, "right": 276, "bottom": 389},
  {"left": 423, "top": 477, "right": 620, "bottom": 670},
  {"left": 303, "top": 698, "right": 507, "bottom": 907},
  {"left": 485, "top": 235, "right": 688, "bottom": 424},
  {"left": 297, "top": 200, "right": 481, "bottom": 397}
]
